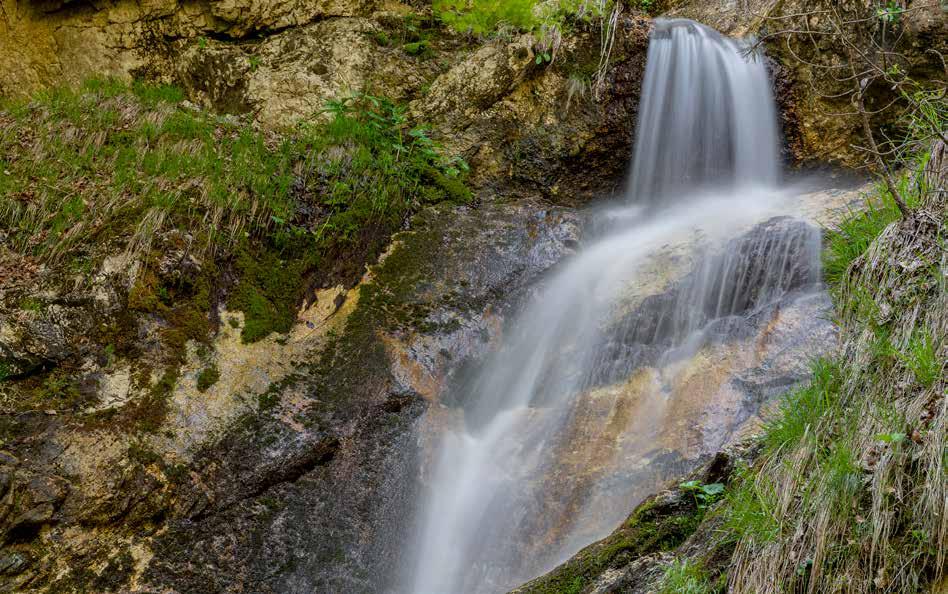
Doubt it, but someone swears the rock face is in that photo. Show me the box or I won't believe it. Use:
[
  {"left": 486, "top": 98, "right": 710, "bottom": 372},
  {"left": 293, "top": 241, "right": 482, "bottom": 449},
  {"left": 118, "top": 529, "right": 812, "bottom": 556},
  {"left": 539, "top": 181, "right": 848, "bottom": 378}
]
[
  {"left": 0, "top": 0, "right": 652, "bottom": 203},
  {"left": 0, "top": 201, "right": 581, "bottom": 593},
  {"left": 6, "top": 0, "right": 942, "bottom": 173},
  {"left": 0, "top": 3, "right": 652, "bottom": 590}
]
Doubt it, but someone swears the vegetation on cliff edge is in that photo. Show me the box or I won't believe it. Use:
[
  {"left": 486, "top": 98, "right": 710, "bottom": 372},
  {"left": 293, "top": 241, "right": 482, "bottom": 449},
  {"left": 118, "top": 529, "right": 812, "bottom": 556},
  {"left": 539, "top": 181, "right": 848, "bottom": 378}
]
[
  {"left": 654, "top": 140, "right": 946, "bottom": 593},
  {"left": 0, "top": 79, "right": 470, "bottom": 419}
]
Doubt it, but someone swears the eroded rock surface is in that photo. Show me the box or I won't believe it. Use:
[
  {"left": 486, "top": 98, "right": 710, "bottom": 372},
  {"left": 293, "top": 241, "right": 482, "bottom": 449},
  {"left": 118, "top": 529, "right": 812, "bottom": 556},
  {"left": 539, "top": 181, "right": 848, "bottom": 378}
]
[{"left": 0, "top": 201, "right": 581, "bottom": 593}]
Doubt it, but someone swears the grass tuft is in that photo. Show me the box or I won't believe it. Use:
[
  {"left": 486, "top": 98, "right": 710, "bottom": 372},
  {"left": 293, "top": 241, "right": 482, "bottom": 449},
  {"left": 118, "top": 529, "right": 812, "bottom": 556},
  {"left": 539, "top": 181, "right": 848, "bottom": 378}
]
[{"left": 658, "top": 560, "right": 723, "bottom": 594}]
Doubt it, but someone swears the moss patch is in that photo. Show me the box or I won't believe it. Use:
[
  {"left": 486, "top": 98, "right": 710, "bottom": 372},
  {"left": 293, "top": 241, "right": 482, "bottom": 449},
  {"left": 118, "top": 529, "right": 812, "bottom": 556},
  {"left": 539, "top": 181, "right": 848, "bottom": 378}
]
[
  {"left": 517, "top": 493, "right": 704, "bottom": 594},
  {"left": 196, "top": 365, "right": 220, "bottom": 392}
]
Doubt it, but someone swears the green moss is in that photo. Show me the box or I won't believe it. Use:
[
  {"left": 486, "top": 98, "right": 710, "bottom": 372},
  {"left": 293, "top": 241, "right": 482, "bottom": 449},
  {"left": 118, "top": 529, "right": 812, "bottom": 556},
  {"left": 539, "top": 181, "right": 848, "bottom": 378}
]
[
  {"left": 18, "top": 297, "right": 43, "bottom": 313},
  {"left": 520, "top": 494, "right": 704, "bottom": 593},
  {"left": 258, "top": 389, "right": 281, "bottom": 411},
  {"left": 128, "top": 441, "right": 162, "bottom": 466},
  {"left": 126, "top": 366, "right": 180, "bottom": 433},
  {"left": 228, "top": 247, "right": 311, "bottom": 343},
  {"left": 25, "top": 370, "right": 86, "bottom": 412},
  {"left": 403, "top": 41, "right": 432, "bottom": 57},
  {"left": 196, "top": 365, "right": 220, "bottom": 392}
]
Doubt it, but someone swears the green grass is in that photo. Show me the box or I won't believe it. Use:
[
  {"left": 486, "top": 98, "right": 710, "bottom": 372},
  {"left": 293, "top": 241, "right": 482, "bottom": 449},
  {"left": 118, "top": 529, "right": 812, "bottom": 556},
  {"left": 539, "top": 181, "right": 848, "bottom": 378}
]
[
  {"left": 823, "top": 147, "right": 933, "bottom": 288},
  {"left": 433, "top": 0, "right": 614, "bottom": 37},
  {"left": 900, "top": 328, "right": 940, "bottom": 388},
  {"left": 658, "top": 560, "right": 723, "bottom": 594},
  {"left": 762, "top": 358, "right": 842, "bottom": 453},
  {"left": 435, "top": 0, "right": 539, "bottom": 35},
  {"left": 0, "top": 81, "right": 470, "bottom": 344},
  {"left": 822, "top": 194, "right": 900, "bottom": 287},
  {"left": 722, "top": 464, "right": 781, "bottom": 545},
  {"left": 0, "top": 82, "right": 467, "bottom": 266}
]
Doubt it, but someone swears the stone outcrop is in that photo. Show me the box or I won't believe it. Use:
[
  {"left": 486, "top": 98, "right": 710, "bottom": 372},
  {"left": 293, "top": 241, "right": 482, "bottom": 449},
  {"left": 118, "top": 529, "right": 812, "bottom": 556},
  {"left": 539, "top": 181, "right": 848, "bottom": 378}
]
[
  {"left": 0, "top": 200, "right": 582, "bottom": 592},
  {"left": 5, "top": 0, "right": 943, "bottom": 174},
  {"left": 1, "top": 0, "right": 652, "bottom": 203}
]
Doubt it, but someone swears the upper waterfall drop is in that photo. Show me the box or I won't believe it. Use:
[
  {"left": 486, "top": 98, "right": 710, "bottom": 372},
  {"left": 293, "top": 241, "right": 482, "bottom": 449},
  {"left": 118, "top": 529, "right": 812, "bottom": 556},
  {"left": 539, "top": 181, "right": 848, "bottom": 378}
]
[{"left": 628, "top": 19, "right": 780, "bottom": 202}]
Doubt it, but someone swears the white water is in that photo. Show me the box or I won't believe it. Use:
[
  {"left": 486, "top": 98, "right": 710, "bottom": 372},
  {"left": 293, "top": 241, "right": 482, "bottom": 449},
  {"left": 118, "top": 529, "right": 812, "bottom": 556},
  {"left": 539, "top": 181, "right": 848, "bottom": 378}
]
[{"left": 405, "top": 19, "right": 809, "bottom": 594}]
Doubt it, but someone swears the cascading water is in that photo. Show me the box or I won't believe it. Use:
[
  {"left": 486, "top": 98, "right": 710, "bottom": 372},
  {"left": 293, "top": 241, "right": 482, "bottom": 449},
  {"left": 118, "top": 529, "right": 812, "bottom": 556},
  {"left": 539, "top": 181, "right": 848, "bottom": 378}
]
[
  {"left": 627, "top": 19, "right": 780, "bottom": 201},
  {"left": 404, "top": 19, "right": 821, "bottom": 594}
]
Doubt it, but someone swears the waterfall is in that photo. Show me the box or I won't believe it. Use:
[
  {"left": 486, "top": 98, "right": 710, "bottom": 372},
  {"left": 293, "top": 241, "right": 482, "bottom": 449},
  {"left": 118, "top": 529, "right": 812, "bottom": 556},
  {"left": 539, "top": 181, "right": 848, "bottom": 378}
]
[
  {"left": 404, "top": 19, "right": 815, "bottom": 594},
  {"left": 627, "top": 19, "right": 780, "bottom": 202}
]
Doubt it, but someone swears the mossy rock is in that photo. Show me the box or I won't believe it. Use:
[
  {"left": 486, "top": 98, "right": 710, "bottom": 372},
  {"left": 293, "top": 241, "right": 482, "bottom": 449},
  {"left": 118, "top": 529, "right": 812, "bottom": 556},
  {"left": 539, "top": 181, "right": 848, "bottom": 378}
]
[{"left": 514, "top": 490, "right": 703, "bottom": 594}]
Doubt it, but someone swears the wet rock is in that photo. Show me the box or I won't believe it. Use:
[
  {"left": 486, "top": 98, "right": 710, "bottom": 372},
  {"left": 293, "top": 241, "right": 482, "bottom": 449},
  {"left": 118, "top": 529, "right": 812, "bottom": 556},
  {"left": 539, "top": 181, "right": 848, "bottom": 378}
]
[
  {"left": 591, "top": 217, "right": 823, "bottom": 384},
  {"left": 414, "top": 16, "right": 652, "bottom": 203},
  {"left": 514, "top": 440, "right": 761, "bottom": 594},
  {"left": 0, "top": 200, "right": 583, "bottom": 593}
]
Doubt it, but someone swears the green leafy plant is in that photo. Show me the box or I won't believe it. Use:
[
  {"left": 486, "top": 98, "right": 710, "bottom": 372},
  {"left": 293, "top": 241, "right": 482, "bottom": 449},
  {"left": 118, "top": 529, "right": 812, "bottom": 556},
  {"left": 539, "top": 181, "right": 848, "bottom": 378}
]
[
  {"left": 900, "top": 329, "right": 940, "bottom": 388},
  {"left": 680, "top": 480, "right": 725, "bottom": 509},
  {"left": 876, "top": 1, "right": 903, "bottom": 24},
  {"left": 875, "top": 431, "right": 907, "bottom": 444}
]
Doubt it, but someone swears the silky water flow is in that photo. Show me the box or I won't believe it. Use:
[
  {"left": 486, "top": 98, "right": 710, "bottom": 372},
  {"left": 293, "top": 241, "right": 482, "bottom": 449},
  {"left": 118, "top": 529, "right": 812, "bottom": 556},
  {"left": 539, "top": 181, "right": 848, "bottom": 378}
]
[{"left": 404, "top": 19, "right": 822, "bottom": 594}]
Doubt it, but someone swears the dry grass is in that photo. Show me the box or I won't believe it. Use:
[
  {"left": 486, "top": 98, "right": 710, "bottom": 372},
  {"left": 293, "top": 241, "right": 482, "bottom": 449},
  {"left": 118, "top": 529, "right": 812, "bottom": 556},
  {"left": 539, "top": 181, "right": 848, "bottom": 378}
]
[{"left": 724, "top": 144, "right": 946, "bottom": 593}]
